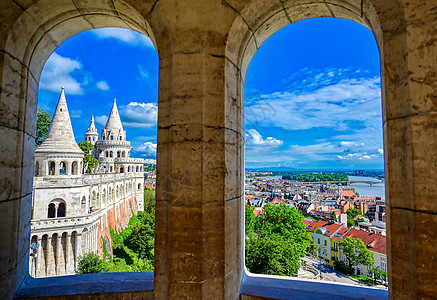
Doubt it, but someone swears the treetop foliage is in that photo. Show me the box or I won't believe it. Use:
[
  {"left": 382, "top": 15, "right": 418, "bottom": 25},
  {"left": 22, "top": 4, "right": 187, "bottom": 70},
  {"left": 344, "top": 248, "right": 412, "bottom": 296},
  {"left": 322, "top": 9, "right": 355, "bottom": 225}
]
[
  {"left": 338, "top": 237, "right": 374, "bottom": 269},
  {"left": 35, "top": 108, "right": 51, "bottom": 148},
  {"left": 78, "top": 141, "right": 98, "bottom": 173},
  {"left": 245, "top": 204, "right": 315, "bottom": 277},
  {"left": 76, "top": 252, "right": 106, "bottom": 274}
]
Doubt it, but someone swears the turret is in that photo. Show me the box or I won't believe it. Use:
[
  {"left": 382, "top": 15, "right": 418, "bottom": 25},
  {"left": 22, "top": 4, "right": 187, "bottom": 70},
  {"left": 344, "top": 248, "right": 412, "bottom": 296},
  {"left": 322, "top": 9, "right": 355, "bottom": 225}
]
[
  {"left": 85, "top": 115, "right": 99, "bottom": 145},
  {"left": 94, "top": 98, "right": 131, "bottom": 174},
  {"left": 34, "top": 87, "right": 84, "bottom": 177},
  {"left": 101, "top": 99, "right": 126, "bottom": 141}
]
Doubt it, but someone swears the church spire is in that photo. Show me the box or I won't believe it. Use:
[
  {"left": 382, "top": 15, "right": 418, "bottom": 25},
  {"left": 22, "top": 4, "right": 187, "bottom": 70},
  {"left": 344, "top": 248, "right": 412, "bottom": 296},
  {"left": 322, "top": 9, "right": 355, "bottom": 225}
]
[
  {"left": 104, "top": 98, "right": 123, "bottom": 132},
  {"left": 86, "top": 115, "right": 98, "bottom": 133},
  {"left": 36, "top": 87, "right": 82, "bottom": 154},
  {"left": 85, "top": 114, "right": 99, "bottom": 145}
]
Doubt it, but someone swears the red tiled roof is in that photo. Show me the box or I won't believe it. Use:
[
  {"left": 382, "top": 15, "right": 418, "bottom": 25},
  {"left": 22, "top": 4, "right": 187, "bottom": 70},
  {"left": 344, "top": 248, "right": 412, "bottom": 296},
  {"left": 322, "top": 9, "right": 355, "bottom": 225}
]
[
  {"left": 342, "top": 190, "right": 356, "bottom": 197},
  {"left": 331, "top": 227, "right": 349, "bottom": 241},
  {"left": 343, "top": 228, "right": 387, "bottom": 254},
  {"left": 253, "top": 207, "right": 264, "bottom": 217}
]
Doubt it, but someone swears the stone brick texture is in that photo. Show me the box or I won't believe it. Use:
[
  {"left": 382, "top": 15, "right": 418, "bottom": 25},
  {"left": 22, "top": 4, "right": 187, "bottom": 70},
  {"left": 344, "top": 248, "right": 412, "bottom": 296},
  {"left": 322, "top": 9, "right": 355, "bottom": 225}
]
[{"left": 1, "top": 0, "right": 436, "bottom": 299}]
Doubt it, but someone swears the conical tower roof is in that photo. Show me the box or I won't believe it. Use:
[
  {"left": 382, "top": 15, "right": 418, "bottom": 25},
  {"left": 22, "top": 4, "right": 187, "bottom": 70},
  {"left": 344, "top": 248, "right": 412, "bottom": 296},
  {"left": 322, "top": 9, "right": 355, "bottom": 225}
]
[
  {"left": 36, "top": 88, "right": 83, "bottom": 155},
  {"left": 104, "top": 99, "right": 123, "bottom": 132},
  {"left": 86, "top": 115, "right": 98, "bottom": 134}
]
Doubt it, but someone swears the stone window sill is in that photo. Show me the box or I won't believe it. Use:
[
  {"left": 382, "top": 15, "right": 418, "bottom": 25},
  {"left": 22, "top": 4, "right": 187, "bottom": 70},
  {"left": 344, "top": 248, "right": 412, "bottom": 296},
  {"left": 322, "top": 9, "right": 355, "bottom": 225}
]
[
  {"left": 241, "top": 270, "right": 388, "bottom": 300},
  {"left": 15, "top": 272, "right": 153, "bottom": 298}
]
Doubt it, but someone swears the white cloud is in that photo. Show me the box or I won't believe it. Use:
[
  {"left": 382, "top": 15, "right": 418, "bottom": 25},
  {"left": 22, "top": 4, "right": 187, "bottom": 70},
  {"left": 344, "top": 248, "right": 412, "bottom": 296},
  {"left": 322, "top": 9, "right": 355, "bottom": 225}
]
[
  {"left": 93, "top": 28, "right": 155, "bottom": 49},
  {"left": 120, "top": 102, "right": 157, "bottom": 128},
  {"left": 40, "top": 53, "right": 85, "bottom": 94},
  {"left": 378, "top": 148, "right": 384, "bottom": 154},
  {"left": 136, "top": 142, "right": 157, "bottom": 156},
  {"left": 144, "top": 159, "right": 156, "bottom": 164},
  {"left": 138, "top": 65, "right": 149, "bottom": 79},
  {"left": 95, "top": 115, "right": 108, "bottom": 126},
  {"left": 70, "top": 109, "right": 82, "bottom": 118},
  {"left": 337, "top": 153, "right": 359, "bottom": 160},
  {"left": 96, "top": 81, "right": 110, "bottom": 91},
  {"left": 245, "top": 129, "right": 283, "bottom": 149},
  {"left": 246, "top": 70, "right": 382, "bottom": 132},
  {"left": 340, "top": 141, "right": 364, "bottom": 148},
  {"left": 359, "top": 154, "right": 378, "bottom": 160}
]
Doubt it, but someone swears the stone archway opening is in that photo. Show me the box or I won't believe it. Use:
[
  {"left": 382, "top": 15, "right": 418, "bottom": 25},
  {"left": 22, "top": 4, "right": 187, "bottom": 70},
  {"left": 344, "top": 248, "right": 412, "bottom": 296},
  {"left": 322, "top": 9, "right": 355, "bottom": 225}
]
[
  {"left": 242, "top": 16, "right": 385, "bottom": 283},
  {"left": 224, "top": 1, "right": 388, "bottom": 298},
  {"left": 0, "top": 0, "right": 158, "bottom": 285}
]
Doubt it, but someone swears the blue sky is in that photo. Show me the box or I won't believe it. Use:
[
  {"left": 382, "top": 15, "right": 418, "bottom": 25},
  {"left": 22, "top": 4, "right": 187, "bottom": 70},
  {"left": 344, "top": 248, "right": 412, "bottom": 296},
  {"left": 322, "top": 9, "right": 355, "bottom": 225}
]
[
  {"left": 38, "top": 17, "right": 383, "bottom": 170},
  {"left": 38, "top": 28, "right": 159, "bottom": 162},
  {"left": 244, "top": 18, "right": 383, "bottom": 170}
]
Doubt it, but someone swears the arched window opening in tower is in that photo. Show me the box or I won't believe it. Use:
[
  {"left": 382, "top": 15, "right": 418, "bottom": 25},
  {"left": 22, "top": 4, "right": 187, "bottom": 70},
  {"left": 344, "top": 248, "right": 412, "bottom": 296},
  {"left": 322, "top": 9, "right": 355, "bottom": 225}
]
[
  {"left": 72, "top": 161, "right": 78, "bottom": 175},
  {"left": 57, "top": 202, "right": 66, "bottom": 217},
  {"left": 244, "top": 18, "right": 386, "bottom": 286},
  {"left": 48, "top": 162, "right": 55, "bottom": 175},
  {"left": 31, "top": 27, "right": 158, "bottom": 278},
  {"left": 47, "top": 203, "right": 55, "bottom": 218},
  {"left": 59, "top": 162, "right": 67, "bottom": 175}
]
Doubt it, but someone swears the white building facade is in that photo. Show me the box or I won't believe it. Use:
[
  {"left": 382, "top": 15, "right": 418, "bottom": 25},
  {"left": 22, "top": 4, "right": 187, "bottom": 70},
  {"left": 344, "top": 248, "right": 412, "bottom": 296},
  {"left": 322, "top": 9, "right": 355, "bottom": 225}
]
[{"left": 30, "top": 88, "right": 144, "bottom": 278}]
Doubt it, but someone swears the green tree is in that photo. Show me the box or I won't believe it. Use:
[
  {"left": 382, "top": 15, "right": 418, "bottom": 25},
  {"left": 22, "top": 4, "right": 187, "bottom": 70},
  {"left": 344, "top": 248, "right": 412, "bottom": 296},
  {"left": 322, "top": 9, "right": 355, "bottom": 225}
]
[
  {"left": 346, "top": 208, "right": 363, "bottom": 219},
  {"left": 35, "top": 108, "right": 51, "bottom": 148},
  {"left": 245, "top": 204, "right": 315, "bottom": 276},
  {"left": 78, "top": 141, "right": 98, "bottom": 173},
  {"left": 144, "top": 188, "right": 155, "bottom": 211},
  {"left": 245, "top": 204, "right": 257, "bottom": 236},
  {"left": 126, "top": 204, "right": 155, "bottom": 261},
  {"left": 330, "top": 211, "right": 338, "bottom": 222},
  {"left": 347, "top": 218, "right": 355, "bottom": 228},
  {"left": 369, "top": 266, "right": 387, "bottom": 281},
  {"left": 338, "top": 237, "right": 374, "bottom": 270},
  {"left": 346, "top": 207, "right": 363, "bottom": 227},
  {"left": 76, "top": 252, "right": 107, "bottom": 274}
]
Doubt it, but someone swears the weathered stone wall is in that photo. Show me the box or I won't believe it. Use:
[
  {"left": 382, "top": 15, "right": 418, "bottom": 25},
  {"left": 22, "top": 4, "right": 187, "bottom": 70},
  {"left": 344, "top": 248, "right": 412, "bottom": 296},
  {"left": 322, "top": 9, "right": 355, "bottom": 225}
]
[{"left": 1, "top": 0, "right": 436, "bottom": 299}]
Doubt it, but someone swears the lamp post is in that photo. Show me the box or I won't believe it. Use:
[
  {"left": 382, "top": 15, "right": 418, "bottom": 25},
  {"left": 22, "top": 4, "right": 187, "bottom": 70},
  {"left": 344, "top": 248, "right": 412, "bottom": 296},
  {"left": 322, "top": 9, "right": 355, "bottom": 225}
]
[{"left": 30, "top": 242, "right": 39, "bottom": 277}]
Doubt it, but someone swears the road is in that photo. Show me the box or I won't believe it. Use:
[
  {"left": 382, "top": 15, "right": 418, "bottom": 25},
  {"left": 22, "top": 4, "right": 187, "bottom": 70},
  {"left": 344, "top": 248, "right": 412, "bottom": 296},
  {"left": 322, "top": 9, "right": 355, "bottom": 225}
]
[{"left": 301, "top": 256, "right": 367, "bottom": 286}]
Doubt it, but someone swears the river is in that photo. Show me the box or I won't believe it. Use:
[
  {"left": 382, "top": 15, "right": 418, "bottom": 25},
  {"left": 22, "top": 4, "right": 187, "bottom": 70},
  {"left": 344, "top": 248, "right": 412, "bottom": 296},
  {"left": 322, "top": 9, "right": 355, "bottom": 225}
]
[{"left": 348, "top": 175, "right": 386, "bottom": 198}]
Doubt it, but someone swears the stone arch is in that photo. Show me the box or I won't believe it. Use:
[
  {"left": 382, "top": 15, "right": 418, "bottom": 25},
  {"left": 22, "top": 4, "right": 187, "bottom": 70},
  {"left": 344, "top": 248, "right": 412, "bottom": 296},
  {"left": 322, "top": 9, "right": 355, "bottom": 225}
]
[
  {"left": 110, "top": 151, "right": 113, "bottom": 158},
  {"left": 226, "top": 1, "right": 382, "bottom": 81},
  {"left": 105, "top": 151, "right": 109, "bottom": 158},
  {"left": 222, "top": 1, "right": 387, "bottom": 297},
  {"left": 138, "top": 183, "right": 141, "bottom": 190},
  {"left": 122, "top": 151, "right": 126, "bottom": 158}
]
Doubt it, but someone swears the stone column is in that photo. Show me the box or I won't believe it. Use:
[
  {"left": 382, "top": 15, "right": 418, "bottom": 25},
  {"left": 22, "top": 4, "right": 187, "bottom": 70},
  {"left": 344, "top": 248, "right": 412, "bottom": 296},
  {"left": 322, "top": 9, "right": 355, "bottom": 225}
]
[
  {"left": 46, "top": 235, "right": 53, "bottom": 277},
  {"left": 379, "top": 1, "right": 437, "bottom": 299},
  {"left": 54, "top": 234, "right": 60, "bottom": 276},
  {"left": 34, "top": 237, "right": 42, "bottom": 278},
  {"left": 75, "top": 234, "right": 82, "bottom": 270},
  {"left": 153, "top": 3, "right": 243, "bottom": 298},
  {"left": 65, "top": 232, "right": 71, "bottom": 274}
]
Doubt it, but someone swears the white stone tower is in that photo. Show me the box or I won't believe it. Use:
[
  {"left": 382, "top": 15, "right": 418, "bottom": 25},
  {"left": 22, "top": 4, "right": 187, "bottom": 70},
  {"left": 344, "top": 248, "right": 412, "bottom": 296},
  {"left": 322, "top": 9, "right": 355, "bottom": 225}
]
[
  {"left": 84, "top": 115, "right": 99, "bottom": 145},
  {"left": 94, "top": 99, "right": 132, "bottom": 173},
  {"left": 34, "top": 87, "right": 84, "bottom": 177}
]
